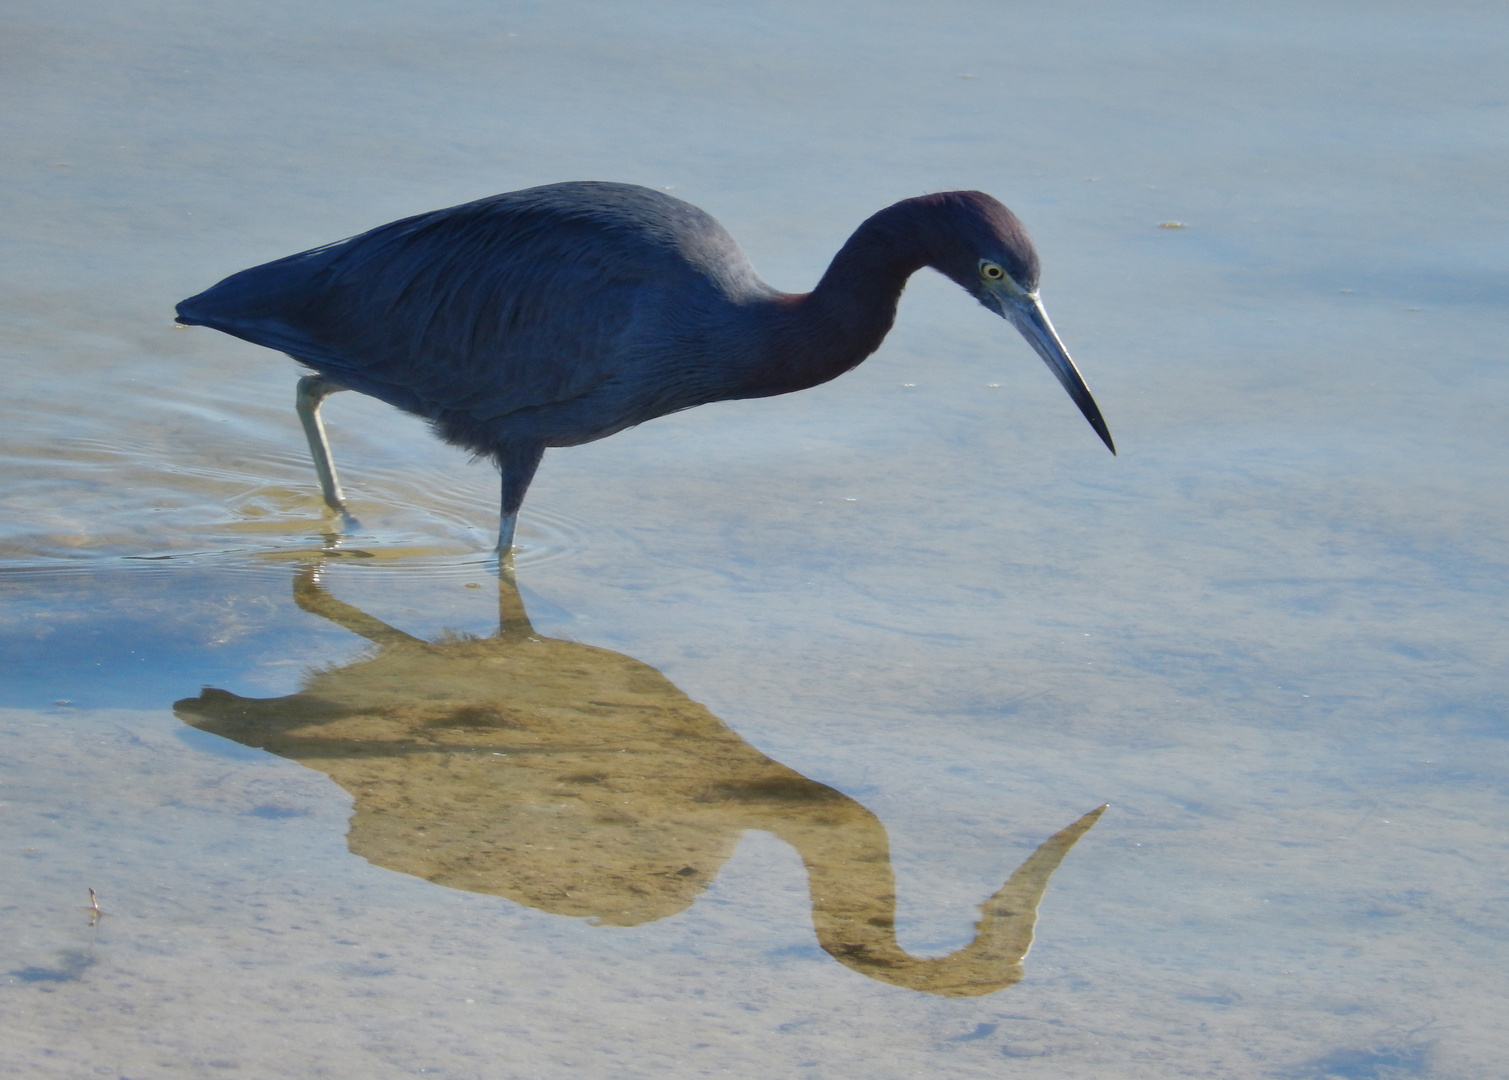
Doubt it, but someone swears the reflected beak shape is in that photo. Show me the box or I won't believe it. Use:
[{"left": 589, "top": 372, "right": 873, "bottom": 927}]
[{"left": 991, "top": 288, "right": 1115, "bottom": 455}]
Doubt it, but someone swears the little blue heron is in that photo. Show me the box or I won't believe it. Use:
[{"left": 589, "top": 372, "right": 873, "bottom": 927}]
[{"left": 176, "top": 181, "right": 1113, "bottom": 555}]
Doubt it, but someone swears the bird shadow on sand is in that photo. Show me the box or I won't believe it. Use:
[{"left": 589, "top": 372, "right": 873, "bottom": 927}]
[{"left": 174, "top": 563, "right": 1102, "bottom": 997}]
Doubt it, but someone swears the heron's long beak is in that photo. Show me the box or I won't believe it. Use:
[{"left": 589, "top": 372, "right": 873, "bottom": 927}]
[{"left": 991, "top": 289, "right": 1115, "bottom": 455}]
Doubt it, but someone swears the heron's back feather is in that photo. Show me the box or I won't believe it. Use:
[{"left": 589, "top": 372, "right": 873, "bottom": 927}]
[{"left": 176, "top": 183, "right": 766, "bottom": 440}]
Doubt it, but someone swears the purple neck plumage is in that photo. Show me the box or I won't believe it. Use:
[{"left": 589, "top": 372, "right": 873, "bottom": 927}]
[{"left": 745, "top": 195, "right": 973, "bottom": 397}]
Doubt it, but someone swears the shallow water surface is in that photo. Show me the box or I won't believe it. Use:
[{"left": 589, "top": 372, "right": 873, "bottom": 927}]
[{"left": 3, "top": 2, "right": 1507, "bottom": 1077}]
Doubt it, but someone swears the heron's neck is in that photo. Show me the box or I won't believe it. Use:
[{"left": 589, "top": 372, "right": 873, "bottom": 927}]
[{"left": 750, "top": 202, "right": 936, "bottom": 395}]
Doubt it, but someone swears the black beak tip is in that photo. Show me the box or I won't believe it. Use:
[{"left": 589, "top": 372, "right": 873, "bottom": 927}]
[{"left": 1081, "top": 405, "right": 1116, "bottom": 456}]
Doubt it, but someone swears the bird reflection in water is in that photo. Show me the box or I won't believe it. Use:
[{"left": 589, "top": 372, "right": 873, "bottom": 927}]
[{"left": 174, "top": 565, "right": 1103, "bottom": 997}]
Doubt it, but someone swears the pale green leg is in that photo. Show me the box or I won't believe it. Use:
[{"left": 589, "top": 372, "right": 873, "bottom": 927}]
[{"left": 295, "top": 375, "right": 350, "bottom": 512}]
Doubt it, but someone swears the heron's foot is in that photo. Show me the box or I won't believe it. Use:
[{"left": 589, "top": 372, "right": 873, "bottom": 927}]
[{"left": 307, "top": 486, "right": 359, "bottom": 536}]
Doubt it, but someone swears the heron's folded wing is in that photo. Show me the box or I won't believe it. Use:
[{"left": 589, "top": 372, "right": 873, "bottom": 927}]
[{"left": 176, "top": 196, "right": 695, "bottom": 421}]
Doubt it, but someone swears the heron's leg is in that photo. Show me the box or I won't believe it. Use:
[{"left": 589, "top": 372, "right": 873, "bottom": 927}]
[
  {"left": 496, "top": 442, "right": 546, "bottom": 561},
  {"left": 295, "top": 375, "right": 351, "bottom": 512},
  {"left": 498, "top": 508, "right": 518, "bottom": 566}
]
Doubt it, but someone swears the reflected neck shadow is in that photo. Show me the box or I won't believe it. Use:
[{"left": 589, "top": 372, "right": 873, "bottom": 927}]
[{"left": 175, "top": 565, "right": 1101, "bottom": 997}]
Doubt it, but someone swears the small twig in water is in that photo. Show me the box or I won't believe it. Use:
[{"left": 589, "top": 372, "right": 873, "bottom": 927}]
[{"left": 84, "top": 887, "right": 106, "bottom": 927}]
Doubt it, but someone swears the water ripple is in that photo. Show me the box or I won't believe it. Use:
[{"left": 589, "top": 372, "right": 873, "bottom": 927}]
[{"left": 0, "top": 429, "right": 598, "bottom": 571}]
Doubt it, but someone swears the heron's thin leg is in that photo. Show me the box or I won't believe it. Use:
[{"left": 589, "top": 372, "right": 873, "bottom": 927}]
[
  {"left": 295, "top": 375, "right": 350, "bottom": 512},
  {"left": 495, "top": 442, "right": 545, "bottom": 563},
  {"left": 497, "top": 507, "right": 518, "bottom": 564}
]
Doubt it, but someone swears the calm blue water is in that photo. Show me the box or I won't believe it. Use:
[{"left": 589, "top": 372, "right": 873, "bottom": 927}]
[{"left": 3, "top": 2, "right": 1506, "bottom": 1076}]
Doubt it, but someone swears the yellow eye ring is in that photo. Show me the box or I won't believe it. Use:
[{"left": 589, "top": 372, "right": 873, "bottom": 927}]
[{"left": 980, "top": 261, "right": 1006, "bottom": 281}]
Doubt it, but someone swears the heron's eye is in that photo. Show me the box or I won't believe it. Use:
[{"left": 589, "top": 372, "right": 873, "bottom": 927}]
[{"left": 980, "top": 261, "right": 1006, "bottom": 281}]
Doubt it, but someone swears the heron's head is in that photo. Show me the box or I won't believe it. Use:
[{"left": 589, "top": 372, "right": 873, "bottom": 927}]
[{"left": 912, "top": 191, "right": 1115, "bottom": 455}]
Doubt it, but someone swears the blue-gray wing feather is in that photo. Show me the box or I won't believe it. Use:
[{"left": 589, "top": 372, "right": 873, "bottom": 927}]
[{"left": 176, "top": 183, "right": 749, "bottom": 425}]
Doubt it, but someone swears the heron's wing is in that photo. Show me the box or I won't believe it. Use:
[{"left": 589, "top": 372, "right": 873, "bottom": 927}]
[{"left": 177, "top": 191, "right": 710, "bottom": 422}]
